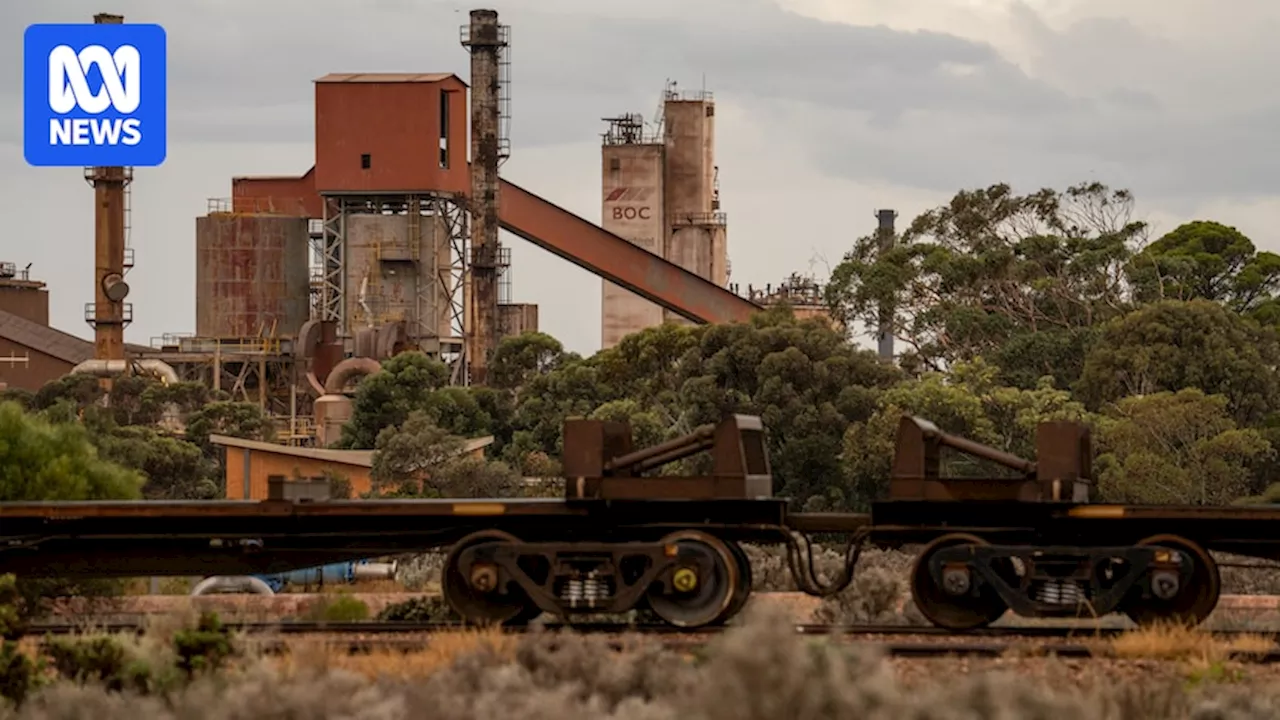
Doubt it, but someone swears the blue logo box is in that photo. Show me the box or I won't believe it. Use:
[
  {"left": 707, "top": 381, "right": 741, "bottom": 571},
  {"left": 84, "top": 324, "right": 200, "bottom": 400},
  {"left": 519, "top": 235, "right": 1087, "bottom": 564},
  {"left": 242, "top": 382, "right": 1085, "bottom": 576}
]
[{"left": 23, "top": 23, "right": 167, "bottom": 167}]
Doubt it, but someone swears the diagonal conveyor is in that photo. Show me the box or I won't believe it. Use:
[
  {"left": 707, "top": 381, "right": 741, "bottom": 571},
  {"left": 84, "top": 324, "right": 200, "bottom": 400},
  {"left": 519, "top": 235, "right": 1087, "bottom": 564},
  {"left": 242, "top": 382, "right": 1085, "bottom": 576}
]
[{"left": 497, "top": 178, "right": 761, "bottom": 325}]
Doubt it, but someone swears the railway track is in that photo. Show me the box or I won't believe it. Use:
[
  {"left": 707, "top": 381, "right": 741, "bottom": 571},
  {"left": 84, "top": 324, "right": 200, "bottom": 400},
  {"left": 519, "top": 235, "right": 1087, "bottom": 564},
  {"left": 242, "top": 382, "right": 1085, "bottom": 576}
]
[
  {"left": 19, "top": 620, "right": 1136, "bottom": 638},
  {"left": 21, "top": 620, "right": 1280, "bottom": 662}
]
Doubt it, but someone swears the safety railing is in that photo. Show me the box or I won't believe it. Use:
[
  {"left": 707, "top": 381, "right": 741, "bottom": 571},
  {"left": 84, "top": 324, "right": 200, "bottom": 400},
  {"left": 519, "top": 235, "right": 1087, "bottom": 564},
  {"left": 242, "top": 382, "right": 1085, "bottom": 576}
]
[
  {"left": 147, "top": 335, "right": 288, "bottom": 355},
  {"left": 670, "top": 212, "right": 728, "bottom": 227}
]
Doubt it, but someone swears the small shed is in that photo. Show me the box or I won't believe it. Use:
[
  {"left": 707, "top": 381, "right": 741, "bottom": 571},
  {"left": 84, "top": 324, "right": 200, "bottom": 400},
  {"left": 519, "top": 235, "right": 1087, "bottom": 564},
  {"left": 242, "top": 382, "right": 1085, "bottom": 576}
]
[{"left": 212, "top": 434, "right": 494, "bottom": 500}]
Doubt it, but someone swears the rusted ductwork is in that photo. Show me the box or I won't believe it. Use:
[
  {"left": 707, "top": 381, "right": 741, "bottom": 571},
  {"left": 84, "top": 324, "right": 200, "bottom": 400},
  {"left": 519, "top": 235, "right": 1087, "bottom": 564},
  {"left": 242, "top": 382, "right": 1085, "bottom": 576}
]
[{"left": 323, "top": 357, "right": 381, "bottom": 395}]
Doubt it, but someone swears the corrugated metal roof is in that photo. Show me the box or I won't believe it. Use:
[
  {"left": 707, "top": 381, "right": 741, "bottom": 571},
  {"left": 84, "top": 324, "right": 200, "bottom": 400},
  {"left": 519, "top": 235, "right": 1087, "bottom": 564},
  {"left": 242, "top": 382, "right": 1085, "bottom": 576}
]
[
  {"left": 0, "top": 311, "right": 151, "bottom": 366},
  {"left": 315, "top": 73, "right": 463, "bottom": 85},
  {"left": 210, "top": 434, "right": 495, "bottom": 466},
  {"left": 0, "top": 310, "right": 94, "bottom": 364},
  {"left": 210, "top": 434, "right": 376, "bottom": 467}
]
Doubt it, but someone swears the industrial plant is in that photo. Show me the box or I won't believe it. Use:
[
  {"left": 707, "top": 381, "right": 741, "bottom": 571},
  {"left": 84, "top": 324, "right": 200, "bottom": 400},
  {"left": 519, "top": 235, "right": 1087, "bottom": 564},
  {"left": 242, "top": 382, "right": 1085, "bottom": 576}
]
[{"left": 0, "top": 9, "right": 869, "bottom": 447}]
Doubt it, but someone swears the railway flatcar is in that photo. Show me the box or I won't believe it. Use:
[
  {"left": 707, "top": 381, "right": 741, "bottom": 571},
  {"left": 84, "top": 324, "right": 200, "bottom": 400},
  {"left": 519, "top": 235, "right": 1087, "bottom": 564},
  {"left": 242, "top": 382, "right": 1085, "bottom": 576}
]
[{"left": 0, "top": 412, "right": 1273, "bottom": 631}]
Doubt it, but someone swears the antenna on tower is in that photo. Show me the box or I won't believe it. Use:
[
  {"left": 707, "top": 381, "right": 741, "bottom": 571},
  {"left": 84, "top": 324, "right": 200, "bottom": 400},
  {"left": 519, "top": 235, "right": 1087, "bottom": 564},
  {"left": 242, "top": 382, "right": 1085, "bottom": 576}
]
[{"left": 651, "top": 79, "right": 673, "bottom": 139}]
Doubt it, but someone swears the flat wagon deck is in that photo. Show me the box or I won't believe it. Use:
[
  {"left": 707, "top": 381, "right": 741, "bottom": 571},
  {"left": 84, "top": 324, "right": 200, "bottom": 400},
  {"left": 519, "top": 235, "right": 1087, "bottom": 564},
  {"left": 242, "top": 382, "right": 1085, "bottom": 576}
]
[
  {"left": 3, "top": 412, "right": 1278, "bottom": 631},
  {"left": 0, "top": 496, "right": 790, "bottom": 578}
]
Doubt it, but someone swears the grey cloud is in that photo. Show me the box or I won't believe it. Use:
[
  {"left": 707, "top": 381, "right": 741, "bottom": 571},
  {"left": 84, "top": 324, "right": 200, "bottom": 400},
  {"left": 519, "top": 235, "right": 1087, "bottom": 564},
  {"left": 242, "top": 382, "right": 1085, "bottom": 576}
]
[
  {"left": 5, "top": 0, "right": 1280, "bottom": 204},
  {"left": 680, "top": 12, "right": 1075, "bottom": 120},
  {"left": 2, "top": 0, "right": 1063, "bottom": 150},
  {"left": 741, "top": 2, "right": 1280, "bottom": 202},
  {"left": 0, "top": 0, "right": 686, "bottom": 149}
]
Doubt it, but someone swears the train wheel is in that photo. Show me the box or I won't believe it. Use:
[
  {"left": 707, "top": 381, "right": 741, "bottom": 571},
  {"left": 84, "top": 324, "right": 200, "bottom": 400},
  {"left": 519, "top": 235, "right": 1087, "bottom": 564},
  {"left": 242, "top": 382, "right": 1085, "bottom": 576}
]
[
  {"left": 911, "top": 533, "right": 1009, "bottom": 631},
  {"left": 443, "top": 530, "right": 540, "bottom": 626},
  {"left": 712, "top": 540, "right": 754, "bottom": 625},
  {"left": 1124, "top": 534, "right": 1220, "bottom": 627},
  {"left": 646, "top": 530, "right": 740, "bottom": 629}
]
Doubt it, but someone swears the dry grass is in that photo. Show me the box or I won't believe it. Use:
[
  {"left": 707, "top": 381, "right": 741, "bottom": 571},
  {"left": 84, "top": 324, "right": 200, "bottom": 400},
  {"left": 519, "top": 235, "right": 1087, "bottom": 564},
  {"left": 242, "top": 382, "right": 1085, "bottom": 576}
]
[
  {"left": 11, "top": 607, "right": 1280, "bottom": 718},
  {"left": 1108, "top": 622, "right": 1275, "bottom": 663},
  {"left": 315, "top": 579, "right": 406, "bottom": 595},
  {"left": 272, "top": 627, "right": 517, "bottom": 681},
  {"left": 119, "top": 578, "right": 196, "bottom": 597}
]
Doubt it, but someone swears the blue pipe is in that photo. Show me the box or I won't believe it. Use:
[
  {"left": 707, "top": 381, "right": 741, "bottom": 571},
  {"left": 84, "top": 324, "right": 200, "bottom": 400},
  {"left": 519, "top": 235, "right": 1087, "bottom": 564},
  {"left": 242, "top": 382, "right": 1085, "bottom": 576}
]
[{"left": 253, "top": 561, "right": 360, "bottom": 594}]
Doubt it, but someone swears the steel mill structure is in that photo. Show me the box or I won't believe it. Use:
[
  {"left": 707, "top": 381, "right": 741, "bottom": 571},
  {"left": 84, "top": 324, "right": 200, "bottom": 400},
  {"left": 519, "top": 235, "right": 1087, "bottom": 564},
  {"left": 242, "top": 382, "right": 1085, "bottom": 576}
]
[
  {"left": 163, "top": 7, "right": 764, "bottom": 443},
  {"left": 0, "top": 7, "right": 887, "bottom": 439},
  {"left": 601, "top": 82, "right": 730, "bottom": 348}
]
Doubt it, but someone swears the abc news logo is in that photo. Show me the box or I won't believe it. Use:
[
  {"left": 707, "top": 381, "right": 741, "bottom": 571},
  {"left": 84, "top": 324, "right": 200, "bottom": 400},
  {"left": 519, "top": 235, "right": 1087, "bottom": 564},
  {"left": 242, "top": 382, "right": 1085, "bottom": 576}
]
[
  {"left": 48, "top": 44, "right": 143, "bottom": 146},
  {"left": 23, "top": 22, "right": 167, "bottom": 167}
]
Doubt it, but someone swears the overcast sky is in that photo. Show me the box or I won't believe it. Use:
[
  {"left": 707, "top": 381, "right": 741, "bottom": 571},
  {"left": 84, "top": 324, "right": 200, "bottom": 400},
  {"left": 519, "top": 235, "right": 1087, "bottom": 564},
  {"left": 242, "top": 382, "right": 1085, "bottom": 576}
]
[{"left": 2, "top": 0, "right": 1277, "bottom": 357}]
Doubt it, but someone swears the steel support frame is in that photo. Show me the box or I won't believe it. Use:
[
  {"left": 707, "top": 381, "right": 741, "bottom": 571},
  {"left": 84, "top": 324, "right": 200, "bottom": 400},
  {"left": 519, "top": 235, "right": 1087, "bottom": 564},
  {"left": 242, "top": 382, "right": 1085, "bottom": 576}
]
[
  {"left": 458, "top": 540, "right": 683, "bottom": 615},
  {"left": 318, "top": 193, "right": 470, "bottom": 382},
  {"left": 432, "top": 194, "right": 470, "bottom": 382},
  {"left": 319, "top": 198, "right": 346, "bottom": 332},
  {"left": 929, "top": 543, "right": 1173, "bottom": 619},
  {"left": 163, "top": 353, "right": 309, "bottom": 435}
]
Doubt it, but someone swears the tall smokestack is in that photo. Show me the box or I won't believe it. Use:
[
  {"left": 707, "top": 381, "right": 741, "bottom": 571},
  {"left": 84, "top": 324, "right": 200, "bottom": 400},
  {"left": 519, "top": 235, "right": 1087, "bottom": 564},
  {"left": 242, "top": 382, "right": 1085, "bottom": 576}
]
[
  {"left": 86, "top": 11, "right": 131, "bottom": 388},
  {"left": 462, "top": 9, "right": 505, "bottom": 385},
  {"left": 875, "top": 209, "right": 897, "bottom": 362}
]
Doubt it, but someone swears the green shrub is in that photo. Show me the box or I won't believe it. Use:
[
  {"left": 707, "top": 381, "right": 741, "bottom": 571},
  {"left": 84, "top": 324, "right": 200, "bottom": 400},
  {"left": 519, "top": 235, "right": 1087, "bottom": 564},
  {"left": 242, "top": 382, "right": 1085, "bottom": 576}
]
[
  {"left": 46, "top": 636, "right": 126, "bottom": 687},
  {"left": 306, "top": 594, "right": 371, "bottom": 623},
  {"left": 44, "top": 635, "right": 154, "bottom": 694},
  {"left": 0, "top": 575, "right": 24, "bottom": 640},
  {"left": 376, "top": 596, "right": 457, "bottom": 622},
  {"left": 171, "top": 612, "right": 233, "bottom": 676},
  {"left": 0, "top": 640, "right": 40, "bottom": 706}
]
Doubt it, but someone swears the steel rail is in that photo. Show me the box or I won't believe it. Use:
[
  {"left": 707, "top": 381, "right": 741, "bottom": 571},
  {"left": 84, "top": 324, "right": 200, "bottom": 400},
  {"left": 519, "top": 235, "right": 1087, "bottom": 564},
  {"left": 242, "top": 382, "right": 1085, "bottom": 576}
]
[{"left": 16, "top": 620, "right": 1268, "bottom": 640}]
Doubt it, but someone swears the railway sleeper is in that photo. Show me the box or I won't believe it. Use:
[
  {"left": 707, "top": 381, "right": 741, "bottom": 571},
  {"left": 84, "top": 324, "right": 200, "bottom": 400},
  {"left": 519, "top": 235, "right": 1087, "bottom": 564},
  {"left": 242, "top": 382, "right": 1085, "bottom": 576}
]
[
  {"left": 445, "top": 529, "right": 752, "bottom": 629},
  {"left": 914, "top": 535, "right": 1219, "bottom": 630}
]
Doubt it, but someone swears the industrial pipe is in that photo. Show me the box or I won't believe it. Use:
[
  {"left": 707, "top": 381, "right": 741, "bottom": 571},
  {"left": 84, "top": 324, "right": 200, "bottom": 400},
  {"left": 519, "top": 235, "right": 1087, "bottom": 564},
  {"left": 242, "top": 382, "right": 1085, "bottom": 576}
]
[
  {"left": 71, "top": 359, "right": 128, "bottom": 377},
  {"left": 604, "top": 424, "right": 717, "bottom": 474},
  {"left": 135, "top": 359, "right": 179, "bottom": 385},
  {"left": 190, "top": 575, "right": 275, "bottom": 596},
  {"left": 70, "top": 358, "right": 179, "bottom": 385},
  {"left": 908, "top": 416, "right": 1037, "bottom": 474},
  {"left": 304, "top": 370, "right": 327, "bottom": 397},
  {"left": 252, "top": 560, "right": 398, "bottom": 594},
  {"left": 323, "top": 357, "right": 382, "bottom": 395}
]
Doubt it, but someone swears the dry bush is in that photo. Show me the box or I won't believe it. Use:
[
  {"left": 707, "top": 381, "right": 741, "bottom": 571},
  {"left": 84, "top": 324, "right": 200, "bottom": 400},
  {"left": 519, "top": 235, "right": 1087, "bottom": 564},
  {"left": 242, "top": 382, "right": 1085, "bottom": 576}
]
[
  {"left": 743, "top": 543, "right": 925, "bottom": 625},
  {"left": 741, "top": 542, "right": 915, "bottom": 592},
  {"left": 505, "top": 629, "right": 693, "bottom": 711},
  {"left": 1109, "top": 623, "right": 1273, "bottom": 664},
  {"left": 13, "top": 595, "right": 1280, "bottom": 719},
  {"left": 375, "top": 596, "right": 458, "bottom": 622},
  {"left": 316, "top": 579, "right": 405, "bottom": 595},
  {"left": 1213, "top": 553, "right": 1280, "bottom": 595},
  {"left": 691, "top": 605, "right": 901, "bottom": 719},
  {"left": 395, "top": 552, "right": 446, "bottom": 592},
  {"left": 278, "top": 628, "right": 516, "bottom": 682}
]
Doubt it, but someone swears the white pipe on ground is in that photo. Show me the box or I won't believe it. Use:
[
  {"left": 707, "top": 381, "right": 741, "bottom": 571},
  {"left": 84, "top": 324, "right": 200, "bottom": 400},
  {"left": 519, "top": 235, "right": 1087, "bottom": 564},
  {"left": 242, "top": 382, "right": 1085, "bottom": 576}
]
[
  {"left": 353, "top": 561, "right": 397, "bottom": 581},
  {"left": 190, "top": 576, "right": 275, "bottom": 596}
]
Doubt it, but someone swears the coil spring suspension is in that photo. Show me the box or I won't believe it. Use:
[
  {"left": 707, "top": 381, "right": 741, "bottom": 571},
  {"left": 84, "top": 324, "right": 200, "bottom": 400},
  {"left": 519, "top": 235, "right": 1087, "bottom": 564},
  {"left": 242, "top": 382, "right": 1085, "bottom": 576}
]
[
  {"left": 1035, "top": 580, "right": 1086, "bottom": 606},
  {"left": 561, "top": 571, "right": 611, "bottom": 609}
]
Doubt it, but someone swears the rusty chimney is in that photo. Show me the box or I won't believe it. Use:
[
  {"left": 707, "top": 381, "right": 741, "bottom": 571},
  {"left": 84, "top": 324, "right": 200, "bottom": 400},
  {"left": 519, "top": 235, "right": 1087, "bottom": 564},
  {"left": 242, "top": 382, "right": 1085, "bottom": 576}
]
[
  {"left": 461, "top": 9, "right": 506, "bottom": 384},
  {"left": 85, "top": 11, "right": 132, "bottom": 385}
]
